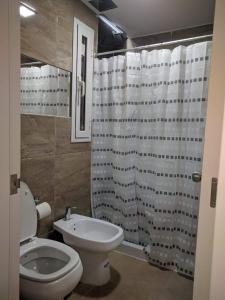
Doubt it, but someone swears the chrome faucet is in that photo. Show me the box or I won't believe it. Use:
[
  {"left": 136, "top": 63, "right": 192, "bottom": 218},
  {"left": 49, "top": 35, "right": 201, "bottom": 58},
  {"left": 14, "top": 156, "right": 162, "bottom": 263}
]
[{"left": 64, "top": 207, "right": 71, "bottom": 221}]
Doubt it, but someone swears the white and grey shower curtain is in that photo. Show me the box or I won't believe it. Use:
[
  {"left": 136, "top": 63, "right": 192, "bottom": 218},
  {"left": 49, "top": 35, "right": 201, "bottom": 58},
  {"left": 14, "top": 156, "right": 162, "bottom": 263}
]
[
  {"left": 92, "top": 42, "right": 212, "bottom": 276},
  {"left": 20, "top": 65, "right": 70, "bottom": 117}
]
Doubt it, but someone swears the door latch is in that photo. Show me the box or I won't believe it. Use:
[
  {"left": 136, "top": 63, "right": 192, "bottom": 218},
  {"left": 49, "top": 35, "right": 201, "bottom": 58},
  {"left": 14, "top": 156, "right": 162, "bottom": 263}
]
[
  {"left": 210, "top": 177, "right": 218, "bottom": 208},
  {"left": 10, "top": 174, "right": 20, "bottom": 195}
]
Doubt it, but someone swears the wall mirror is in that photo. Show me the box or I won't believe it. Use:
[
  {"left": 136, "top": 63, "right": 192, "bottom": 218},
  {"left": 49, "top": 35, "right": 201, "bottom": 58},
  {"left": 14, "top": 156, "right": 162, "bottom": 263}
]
[{"left": 21, "top": 55, "right": 71, "bottom": 118}]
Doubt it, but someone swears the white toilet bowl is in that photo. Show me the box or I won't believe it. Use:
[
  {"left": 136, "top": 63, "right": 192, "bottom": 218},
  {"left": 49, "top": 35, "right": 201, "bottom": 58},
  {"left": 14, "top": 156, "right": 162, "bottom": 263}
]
[
  {"left": 54, "top": 214, "right": 124, "bottom": 286},
  {"left": 20, "top": 238, "right": 83, "bottom": 300},
  {"left": 19, "top": 182, "right": 83, "bottom": 300}
]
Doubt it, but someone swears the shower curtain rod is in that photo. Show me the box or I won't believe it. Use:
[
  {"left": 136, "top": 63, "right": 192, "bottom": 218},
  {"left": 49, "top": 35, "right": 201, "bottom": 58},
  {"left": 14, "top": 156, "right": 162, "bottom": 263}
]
[
  {"left": 95, "top": 34, "right": 213, "bottom": 57},
  {"left": 21, "top": 61, "right": 43, "bottom": 67}
]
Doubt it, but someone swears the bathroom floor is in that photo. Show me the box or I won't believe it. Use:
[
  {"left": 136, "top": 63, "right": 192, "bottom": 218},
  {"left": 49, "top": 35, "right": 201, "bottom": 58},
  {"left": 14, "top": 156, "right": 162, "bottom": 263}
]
[{"left": 69, "top": 251, "right": 193, "bottom": 300}]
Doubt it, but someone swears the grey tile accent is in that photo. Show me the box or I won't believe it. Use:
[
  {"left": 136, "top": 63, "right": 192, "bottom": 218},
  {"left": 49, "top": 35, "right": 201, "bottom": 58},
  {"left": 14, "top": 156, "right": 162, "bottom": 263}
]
[{"left": 132, "top": 24, "right": 213, "bottom": 47}]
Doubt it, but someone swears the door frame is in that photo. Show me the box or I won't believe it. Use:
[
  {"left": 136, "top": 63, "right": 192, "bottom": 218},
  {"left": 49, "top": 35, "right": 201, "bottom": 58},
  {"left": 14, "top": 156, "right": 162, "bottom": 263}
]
[
  {"left": 0, "top": 0, "right": 20, "bottom": 299},
  {"left": 193, "top": 0, "right": 225, "bottom": 299},
  {"left": 209, "top": 96, "right": 225, "bottom": 300}
]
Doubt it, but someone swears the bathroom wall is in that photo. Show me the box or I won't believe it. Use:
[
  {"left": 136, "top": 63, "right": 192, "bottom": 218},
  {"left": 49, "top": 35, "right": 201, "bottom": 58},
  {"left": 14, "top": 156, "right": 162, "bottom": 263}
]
[
  {"left": 21, "top": 0, "right": 98, "bottom": 71},
  {"left": 132, "top": 24, "right": 213, "bottom": 47},
  {"left": 20, "top": 0, "right": 98, "bottom": 237}
]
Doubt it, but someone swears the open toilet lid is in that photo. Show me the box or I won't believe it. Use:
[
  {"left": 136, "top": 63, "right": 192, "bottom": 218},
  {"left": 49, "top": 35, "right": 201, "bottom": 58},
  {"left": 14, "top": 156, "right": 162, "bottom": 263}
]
[{"left": 20, "top": 181, "right": 37, "bottom": 242}]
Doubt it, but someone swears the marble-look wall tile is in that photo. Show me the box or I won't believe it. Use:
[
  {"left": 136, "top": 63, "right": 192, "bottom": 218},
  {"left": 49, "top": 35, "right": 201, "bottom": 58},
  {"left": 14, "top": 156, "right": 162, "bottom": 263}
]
[
  {"left": 56, "top": 16, "right": 73, "bottom": 71},
  {"left": 54, "top": 0, "right": 98, "bottom": 46},
  {"left": 21, "top": 1, "right": 57, "bottom": 67},
  {"left": 21, "top": 115, "right": 92, "bottom": 236},
  {"left": 21, "top": 157, "right": 55, "bottom": 236},
  {"left": 21, "top": 115, "right": 55, "bottom": 159},
  {"left": 20, "top": 0, "right": 97, "bottom": 236},
  {"left": 21, "top": 0, "right": 98, "bottom": 71},
  {"left": 55, "top": 117, "right": 91, "bottom": 155},
  {"left": 54, "top": 151, "right": 91, "bottom": 220}
]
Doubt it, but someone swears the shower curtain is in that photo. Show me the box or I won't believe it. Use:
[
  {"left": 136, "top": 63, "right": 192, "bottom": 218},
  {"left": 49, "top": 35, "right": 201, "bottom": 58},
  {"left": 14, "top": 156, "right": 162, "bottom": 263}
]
[
  {"left": 92, "top": 41, "right": 212, "bottom": 276},
  {"left": 20, "top": 65, "right": 70, "bottom": 117}
]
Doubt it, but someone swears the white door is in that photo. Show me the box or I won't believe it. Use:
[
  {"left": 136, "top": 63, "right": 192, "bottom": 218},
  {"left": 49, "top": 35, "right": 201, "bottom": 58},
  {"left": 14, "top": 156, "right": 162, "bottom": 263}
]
[
  {"left": 0, "top": 0, "right": 20, "bottom": 299},
  {"left": 209, "top": 98, "right": 225, "bottom": 300},
  {"left": 193, "top": 0, "right": 225, "bottom": 299}
]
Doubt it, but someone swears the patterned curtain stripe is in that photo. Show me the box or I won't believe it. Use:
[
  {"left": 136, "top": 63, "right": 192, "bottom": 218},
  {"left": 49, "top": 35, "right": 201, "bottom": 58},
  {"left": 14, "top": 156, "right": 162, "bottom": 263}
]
[
  {"left": 93, "top": 202, "right": 198, "bottom": 220},
  {"left": 93, "top": 97, "right": 207, "bottom": 107},
  {"left": 92, "top": 190, "right": 199, "bottom": 203},
  {"left": 93, "top": 117, "right": 205, "bottom": 122},
  {"left": 92, "top": 149, "right": 202, "bottom": 161},
  {"left": 93, "top": 178, "right": 199, "bottom": 200},
  {"left": 93, "top": 55, "right": 210, "bottom": 76},
  {"left": 93, "top": 77, "right": 208, "bottom": 91},
  {"left": 92, "top": 136, "right": 203, "bottom": 141}
]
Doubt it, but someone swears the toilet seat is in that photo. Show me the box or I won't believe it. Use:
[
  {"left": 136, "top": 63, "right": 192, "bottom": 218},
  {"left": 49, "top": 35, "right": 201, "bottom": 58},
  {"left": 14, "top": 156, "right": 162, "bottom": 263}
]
[{"left": 20, "top": 238, "right": 80, "bottom": 283}]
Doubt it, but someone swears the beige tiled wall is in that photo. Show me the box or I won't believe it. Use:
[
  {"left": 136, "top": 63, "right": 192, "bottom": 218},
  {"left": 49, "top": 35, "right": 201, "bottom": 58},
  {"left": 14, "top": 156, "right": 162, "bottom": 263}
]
[
  {"left": 21, "top": 115, "right": 91, "bottom": 237},
  {"left": 21, "top": 0, "right": 98, "bottom": 71},
  {"left": 20, "top": 0, "right": 98, "bottom": 237}
]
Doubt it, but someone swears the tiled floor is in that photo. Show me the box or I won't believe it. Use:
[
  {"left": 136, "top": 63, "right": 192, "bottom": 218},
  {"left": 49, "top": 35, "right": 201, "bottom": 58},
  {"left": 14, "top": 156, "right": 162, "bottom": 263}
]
[{"left": 69, "top": 251, "right": 193, "bottom": 300}]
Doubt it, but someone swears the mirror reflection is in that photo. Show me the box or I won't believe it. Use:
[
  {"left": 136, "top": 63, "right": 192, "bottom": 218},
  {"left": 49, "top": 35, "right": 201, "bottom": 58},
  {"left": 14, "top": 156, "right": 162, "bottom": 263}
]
[{"left": 20, "top": 55, "right": 71, "bottom": 117}]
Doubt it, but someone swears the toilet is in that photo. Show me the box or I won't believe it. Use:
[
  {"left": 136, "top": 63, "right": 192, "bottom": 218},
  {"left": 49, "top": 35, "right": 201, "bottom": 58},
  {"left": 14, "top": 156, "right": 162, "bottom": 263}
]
[
  {"left": 19, "top": 182, "right": 83, "bottom": 300},
  {"left": 54, "top": 214, "right": 124, "bottom": 286}
]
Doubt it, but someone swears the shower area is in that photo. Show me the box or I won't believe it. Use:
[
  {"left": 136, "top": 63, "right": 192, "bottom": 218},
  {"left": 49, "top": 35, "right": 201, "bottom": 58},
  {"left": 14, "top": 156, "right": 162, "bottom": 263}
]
[{"left": 91, "top": 39, "right": 212, "bottom": 277}]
